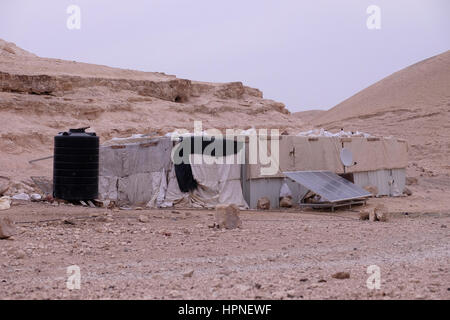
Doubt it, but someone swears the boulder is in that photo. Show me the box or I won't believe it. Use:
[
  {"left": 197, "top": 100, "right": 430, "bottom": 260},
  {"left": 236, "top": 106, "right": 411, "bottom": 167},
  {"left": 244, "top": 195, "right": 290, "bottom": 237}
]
[
  {"left": 359, "top": 210, "right": 370, "bottom": 220},
  {"left": 406, "top": 177, "right": 418, "bottom": 186},
  {"left": 257, "top": 197, "right": 271, "bottom": 210},
  {"left": 363, "top": 185, "right": 378, "bottom": 197},
  {"left": 375, "top": 205, "right": 389, "bottom": 222},
  {"left": 0, "top": 217, "right": 17, "bottom": 239},
  {"left": 138, "top": 215, "right": 149, "bottom": 223},
  {"left": 0, "top": 196, "right": 11, "bottom": 211},
  {"left": 214, "top": 204, "right": 242, "bottom": 230},
  {"left": 403, "top": 187, "right": 413, "bottom": 196},
  {"left": 0, "top": 177, "right": 9, "bottom": 195},
  {"left": 332, "top": 272, "right": 350, "bottom": 280},
  {"left": 280, "top": 196, "right": 293, "bottom": 208}
]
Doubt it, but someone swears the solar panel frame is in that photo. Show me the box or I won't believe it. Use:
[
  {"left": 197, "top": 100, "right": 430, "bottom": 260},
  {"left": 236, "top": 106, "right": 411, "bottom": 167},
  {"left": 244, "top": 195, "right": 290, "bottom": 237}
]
[{"left": 284, "top": 171, "right": 372, "bottom": 203}]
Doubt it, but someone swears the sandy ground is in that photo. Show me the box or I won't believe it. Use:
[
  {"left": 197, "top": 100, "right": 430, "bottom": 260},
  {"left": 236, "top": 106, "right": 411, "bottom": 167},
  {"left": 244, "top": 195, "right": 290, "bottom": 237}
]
[{"left": 1, "top": 196, "right": 449, "bottom": 300}]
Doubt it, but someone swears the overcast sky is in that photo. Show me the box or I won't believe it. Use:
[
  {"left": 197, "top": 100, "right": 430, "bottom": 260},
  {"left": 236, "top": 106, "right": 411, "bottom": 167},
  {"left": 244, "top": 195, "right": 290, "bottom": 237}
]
[{"left": 0, "top": 0, "right": 449, "bottom": 112}]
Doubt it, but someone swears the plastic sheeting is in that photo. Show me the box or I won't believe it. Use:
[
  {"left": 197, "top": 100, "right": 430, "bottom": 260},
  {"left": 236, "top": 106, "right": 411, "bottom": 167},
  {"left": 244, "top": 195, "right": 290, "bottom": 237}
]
[
  {"left": 161, "top": 154, "right": 248, "bottom": 209},
  {"left": 98, "top": 137, "right": 172, "bottom": 205}
]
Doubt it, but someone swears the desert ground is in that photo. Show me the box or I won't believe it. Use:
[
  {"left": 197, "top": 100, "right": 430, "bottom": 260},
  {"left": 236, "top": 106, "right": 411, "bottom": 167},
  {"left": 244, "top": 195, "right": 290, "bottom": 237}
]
[
  {"left": 0, "top": 40, "right": 449, "bottom": 300},
  {"left": 1, "top": 197, "right": 449, "bottom": 300}
]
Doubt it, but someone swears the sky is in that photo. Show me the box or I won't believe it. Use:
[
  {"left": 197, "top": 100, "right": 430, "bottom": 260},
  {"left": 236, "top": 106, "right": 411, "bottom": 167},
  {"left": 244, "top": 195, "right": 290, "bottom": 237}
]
[{"left": 0, "top": 0, "right": 449, "bottom": 112}]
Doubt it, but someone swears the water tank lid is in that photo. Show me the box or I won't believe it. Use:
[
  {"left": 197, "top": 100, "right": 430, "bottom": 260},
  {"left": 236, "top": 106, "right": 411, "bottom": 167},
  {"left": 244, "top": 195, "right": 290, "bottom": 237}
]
[{"left": 58, "top": 127, "right": 96, "bottom": 136}]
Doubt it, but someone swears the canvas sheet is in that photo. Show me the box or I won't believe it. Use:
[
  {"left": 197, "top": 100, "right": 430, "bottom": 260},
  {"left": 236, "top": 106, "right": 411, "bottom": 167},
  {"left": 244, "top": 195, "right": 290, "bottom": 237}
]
[{"left": 160, "top": 154, "right": 248, "bottom": 209}]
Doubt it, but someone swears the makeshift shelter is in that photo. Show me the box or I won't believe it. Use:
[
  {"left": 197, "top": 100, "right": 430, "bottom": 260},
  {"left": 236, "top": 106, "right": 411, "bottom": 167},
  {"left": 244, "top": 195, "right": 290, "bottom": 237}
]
[
  {"left": 242, "top": 135, "right": 408, "bottom": 209},
  {"left": 99, "top": 135, "right": 248, "bottom": 208},
  {"left": 98, "top": 133, "right": 408, "bottom": 210}
]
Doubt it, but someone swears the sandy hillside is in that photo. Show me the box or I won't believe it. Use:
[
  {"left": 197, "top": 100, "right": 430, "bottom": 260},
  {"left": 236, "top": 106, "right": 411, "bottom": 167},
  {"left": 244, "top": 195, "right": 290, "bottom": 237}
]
[
  {"left": 312, "top": 51, "right": 450, "bottom": 182},
  {"left": 292, "top": 109, "right": 325, "bottom": 124},
  {"left": 0, "top": 39, "right": 307, "bottom": 189}
]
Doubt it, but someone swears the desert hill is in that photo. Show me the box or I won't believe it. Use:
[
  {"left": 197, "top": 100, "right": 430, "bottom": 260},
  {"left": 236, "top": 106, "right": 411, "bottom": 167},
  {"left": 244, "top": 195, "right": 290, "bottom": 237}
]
[
  {"left": 0, "top": 39, "right": 305, "bottom": 189},
  {"left": 0, "top": 39, "right": 448, "bottom": 195},
  {"left": 312, "top": 51, "right": 450, "bottom": 180}
]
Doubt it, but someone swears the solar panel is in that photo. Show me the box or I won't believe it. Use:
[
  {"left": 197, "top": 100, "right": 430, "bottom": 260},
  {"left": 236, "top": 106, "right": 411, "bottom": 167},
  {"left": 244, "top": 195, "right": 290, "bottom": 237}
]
[{"left": 284, "top": 171, "right": 371, "bottom": 203}]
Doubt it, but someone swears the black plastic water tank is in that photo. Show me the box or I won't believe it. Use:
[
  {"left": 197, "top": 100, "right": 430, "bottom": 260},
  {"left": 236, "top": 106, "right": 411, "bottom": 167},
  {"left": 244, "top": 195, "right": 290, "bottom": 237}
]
[{"left": 53, "top": 128, "right": 99, "bottom": 201}]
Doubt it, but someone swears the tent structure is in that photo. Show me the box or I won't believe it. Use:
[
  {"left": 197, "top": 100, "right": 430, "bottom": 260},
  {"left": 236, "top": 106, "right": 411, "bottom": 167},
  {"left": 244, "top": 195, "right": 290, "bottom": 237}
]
[{"left": 98, "top": 134, "right": 408, "bottom": 209}]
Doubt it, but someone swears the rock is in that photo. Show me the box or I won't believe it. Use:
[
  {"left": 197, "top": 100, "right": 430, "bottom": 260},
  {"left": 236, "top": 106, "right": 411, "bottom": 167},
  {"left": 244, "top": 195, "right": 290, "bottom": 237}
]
[
  {"left": 369, "top": 209, "right": 377, "bottom": 222},
  {"left": 63, "top": 219, "right": 77, "bottom": 225},
  {"left": 12, "top": 193, "right": 30, "bottom": 201},
  {"left": 403, "top": 187, "right": 413, "bottom": 196},
  {"left": 30, "top": 193, "right": 42, "bottom": 202},
  {"left": 0, "top": 196, "right": 11, "bottom": 211},
  {"left": 359, "top": 210, "right": 370, "bottom": 220},
  {"left": 406, "top": 177, "right": 418, "bottom": 185},
  {"left": 138, "top": 215, "right": 149, "bottom": 223},
  {"left": 214, "top": 204, "right": 242, "bottom": 230},
  {"left": 257, "top": 197, "right": 271, "bottom": 210},
  {"left": 375, "top": 205, "right": 389, "bottom": 222},
  {"left": 332, "top": 272, "right": 350, "bottom": 279},
  {"left": 363, "top": 185, "right": 378, "bottom": 197},
  {"left": 280, "top": 196, "right": 293, "bottom": 208},
  {"left": 0, "top": 177, "right": 9, "bottom": 195},
  {"left": 183, "top": 270, "right": 194, "bottom": 278},
  {"left": 0, "top": 217, "right": 17, "bottom": 239}
]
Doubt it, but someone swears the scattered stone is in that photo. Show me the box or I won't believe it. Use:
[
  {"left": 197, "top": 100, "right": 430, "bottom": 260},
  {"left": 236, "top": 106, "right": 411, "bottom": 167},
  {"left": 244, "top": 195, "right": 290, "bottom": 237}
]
[
  {"left": 12, "top": 193, "right": 30, "bottom": 201},
  {"left": 332, "top": 272, "right": 350, "bottom": 280},
  {"left": 403, "top": 187, "right": 413, "bottom": 196},
  {"left": 406, "top": 177, "right": 418, "bottom": 186},
  {"left": 135, "top": 207, "right": 143, "bottom": 210},
  {"left": 272, "top": 291, "right": 285, "bottom": 299},
  {"left": 369, "top": 209, "right": 377, "bottom": 222},
  {"left": 299, "top": 278, "right": 308, "bottom": 282},
  {"left": 257, "top": 197, "right": 271, "bottom": 210},
  {"left": 364, "top": 185, "right": 378, "bottom": 197},
  {"left": 13, "top": 249, "right": 26, "bottom": 259},
  {"left": 214, "top": 204, "right": 242, "bottom": 230},
  {"left": 0, "top": 196, "right": 11, "bottom": 210},
  {"left": 183, "top": 270, "right": 194, "bottom": 278},
  {"left": 0, "top": 217, "right": 17, "bottom": 239},
  {"left": 30, "top": 193, "right": 42, "bottom": 202},
  {"left": 138, "top": 215, "right": 149, "bottom": 223},
  {"left": 0, "top": 177, "right": 10, "bottom": 195},
  {"left": 63, "top": 219, "right": 76, "bottom": 225},
  {"left": 441, "top": 224, "right": 447, "bottom": 229},
  {"left": 280, "top": 196, "right": 293, "bottom": 208},
  {"left": 359, "top": 210, "right": 370, "bottom": 220},
  {"left": 375, "top": 205, "right": 389, "bottom": 222}
]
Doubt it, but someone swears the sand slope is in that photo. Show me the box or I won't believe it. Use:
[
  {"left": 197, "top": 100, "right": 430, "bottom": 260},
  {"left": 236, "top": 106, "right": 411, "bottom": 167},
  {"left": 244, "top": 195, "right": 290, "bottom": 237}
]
[{"left": 313, "top": 51, "right": 450, "bottom": 179}]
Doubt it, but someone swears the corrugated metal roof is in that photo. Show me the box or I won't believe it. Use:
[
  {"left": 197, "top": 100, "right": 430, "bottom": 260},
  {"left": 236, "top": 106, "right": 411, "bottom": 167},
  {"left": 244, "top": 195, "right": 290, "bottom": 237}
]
[{"left": 284, "top": 171, "right": 371, "bottom": 203}]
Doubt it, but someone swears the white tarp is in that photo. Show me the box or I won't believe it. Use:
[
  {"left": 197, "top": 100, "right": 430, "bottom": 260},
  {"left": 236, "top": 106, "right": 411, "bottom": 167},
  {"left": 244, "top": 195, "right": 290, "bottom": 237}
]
[{"left": 160, "top": 154, "right": 248, "bottom": 209}]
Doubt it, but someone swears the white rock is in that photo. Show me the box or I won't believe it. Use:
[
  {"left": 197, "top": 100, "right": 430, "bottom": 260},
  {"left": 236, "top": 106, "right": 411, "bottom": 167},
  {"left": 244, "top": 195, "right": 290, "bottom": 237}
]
[
  {"left": 30, "top": 193, "right": 42, "bottom": 201},
  {"left": 12, "top": 193, "right": 30, "bottom": 201},
  {"left": 0, "top": 196, "right": 11, "bottom": 210}
]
